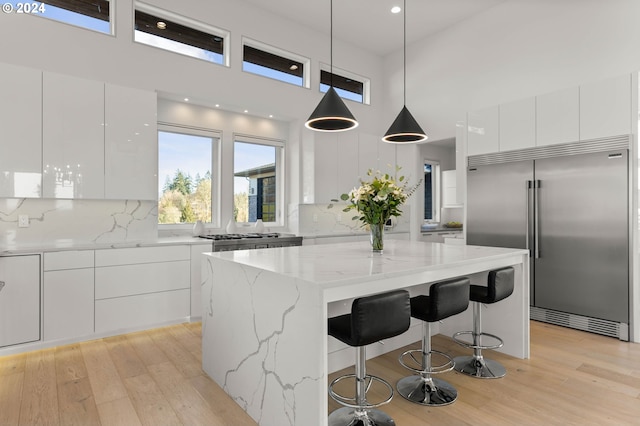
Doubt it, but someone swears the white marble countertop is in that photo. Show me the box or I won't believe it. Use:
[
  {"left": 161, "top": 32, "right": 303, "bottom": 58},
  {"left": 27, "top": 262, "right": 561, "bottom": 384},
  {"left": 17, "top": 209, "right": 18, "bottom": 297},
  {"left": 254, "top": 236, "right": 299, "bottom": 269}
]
[
  {"left": 0, "top": 235, "right": 212, "bottom": 256},
  {"left": 207, "top": 240, "right": 527, "bottom": 299}
]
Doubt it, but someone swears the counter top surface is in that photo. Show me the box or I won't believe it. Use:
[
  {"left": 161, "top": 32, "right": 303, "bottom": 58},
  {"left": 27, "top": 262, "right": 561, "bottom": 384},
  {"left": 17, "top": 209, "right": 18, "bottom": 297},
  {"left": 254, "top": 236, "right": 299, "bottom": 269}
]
[{"left": 205, "top": 240, "right": 526, "bottom": 288}]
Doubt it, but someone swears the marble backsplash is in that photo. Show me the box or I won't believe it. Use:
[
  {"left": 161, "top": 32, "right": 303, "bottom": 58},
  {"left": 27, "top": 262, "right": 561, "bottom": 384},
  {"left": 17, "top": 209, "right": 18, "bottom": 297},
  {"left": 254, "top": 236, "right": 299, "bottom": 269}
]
[
  {"left": 0, "top": 198, "right": 157, "bottom": 247},
  {"left": 293, "top": 203, "right": 411, "bottom": 236}
]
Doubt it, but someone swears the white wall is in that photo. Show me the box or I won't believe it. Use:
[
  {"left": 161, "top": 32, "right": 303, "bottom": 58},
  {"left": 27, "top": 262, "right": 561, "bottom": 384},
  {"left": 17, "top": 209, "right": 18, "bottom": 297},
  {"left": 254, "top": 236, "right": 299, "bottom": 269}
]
[{"left": 385, "top": 0, "right": 640, "bottom": 142}]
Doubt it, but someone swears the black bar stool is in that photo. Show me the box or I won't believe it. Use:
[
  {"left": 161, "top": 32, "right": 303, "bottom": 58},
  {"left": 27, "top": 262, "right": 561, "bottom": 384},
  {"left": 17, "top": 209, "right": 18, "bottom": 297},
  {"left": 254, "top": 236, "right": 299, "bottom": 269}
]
[
  {"left": 452, "top": 266, "right": 515, "bottom": 379},
  {"left": 397, "top": 277, "right": 470, "bottom": 406},
  {"left": 328, "top": 289, "right": 411, "bottom": 426}
]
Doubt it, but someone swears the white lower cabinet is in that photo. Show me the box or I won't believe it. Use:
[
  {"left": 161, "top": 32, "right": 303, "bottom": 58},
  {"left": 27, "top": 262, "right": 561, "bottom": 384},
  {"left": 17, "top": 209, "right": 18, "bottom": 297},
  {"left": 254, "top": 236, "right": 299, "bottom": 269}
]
[
  {"left": 43, "top": 250, "right": 95, "bottom": 342},
  {"left": 0, "top": 255, "right": 40, "bottom": 348},
  {"left": 190, "top": 244, "right": 212, "bottom": 319},
  {"left": 94, "top": 246, "right": 190, "bottom": 334}
]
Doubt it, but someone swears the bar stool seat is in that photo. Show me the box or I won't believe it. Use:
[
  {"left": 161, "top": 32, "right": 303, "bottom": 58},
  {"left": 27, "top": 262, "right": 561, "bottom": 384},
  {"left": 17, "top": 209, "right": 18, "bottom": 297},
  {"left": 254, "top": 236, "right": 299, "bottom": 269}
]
[
  {"left": 452, "top": 267, "right": 515, "bottom": 379},
  {"left": 328, "top": 289, "right": 411, "bottom": 426},
  {"left": 397, "top": 277, "right": 470, "bottom": 406}
]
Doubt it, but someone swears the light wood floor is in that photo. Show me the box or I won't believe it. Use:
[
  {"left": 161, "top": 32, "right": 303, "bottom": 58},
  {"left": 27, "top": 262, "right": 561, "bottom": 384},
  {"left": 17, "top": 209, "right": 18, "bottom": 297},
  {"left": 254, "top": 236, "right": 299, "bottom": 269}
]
[{"left": 1, "top": 321, "right": 639, "bottom": 425}]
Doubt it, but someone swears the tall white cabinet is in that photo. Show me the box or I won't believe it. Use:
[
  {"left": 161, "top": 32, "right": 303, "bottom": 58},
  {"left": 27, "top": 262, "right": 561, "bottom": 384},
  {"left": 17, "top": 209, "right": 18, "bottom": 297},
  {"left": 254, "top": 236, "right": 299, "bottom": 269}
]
[
  {"left": 43, "top": 72, "right": 105, "bottom": 199},
  {"left": 105, "top": 84, "right": 158, "bottom": 200},
  {"left": 0, "top": 255, "right": 40, "bottom": 348},
  {"left": 0, "top": 63, "right": 43, "bottom": 198}
]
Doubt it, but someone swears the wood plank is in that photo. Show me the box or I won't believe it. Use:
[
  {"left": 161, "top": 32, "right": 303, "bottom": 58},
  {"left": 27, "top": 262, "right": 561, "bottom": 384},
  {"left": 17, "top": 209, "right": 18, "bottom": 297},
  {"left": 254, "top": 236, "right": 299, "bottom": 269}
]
[
  {"left": 80, "top": 340, "right": 128, "bottom": 405},
  {"left": 147, "top": 328, "right": 202, "bottom": 379},
  {"left": 0, "top": 353, "right": 26, "bottom": 377},
  {"left": 19, "top": 349, "right": 59, "bottom": 426},
  {"left": 123, "top": 373, "right": 181, "bottom": 426},
  {"left": 105, "top": 334, "right": 147, "bottom": 379},
  {"left": 0, "top": 372, "right": 23, "bottom": 425},
  {"left": 126, "top": 330, "right": 169, "bottom": 367},
  {"left": 147, "top": 361, "right": 225, "bottom": 426},
  {"left": 166, "top": 324, "right": 202, "bottom": 363},
  {"left": 56, "top": 377, "right": 101, "bottom": 426},
  {"left": 96, "top": 397, "right": 142, "bottom": 426},
  {"left": 55, "top": 343, "right": 88, "bottom": 384}
]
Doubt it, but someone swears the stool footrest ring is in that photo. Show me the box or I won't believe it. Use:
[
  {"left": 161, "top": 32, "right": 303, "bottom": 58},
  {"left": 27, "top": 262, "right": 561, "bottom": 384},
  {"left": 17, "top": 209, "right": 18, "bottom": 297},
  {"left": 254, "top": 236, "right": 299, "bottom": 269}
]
[
  {"left": 398, "top": 349, "right": 455, "bottom": 375},
  {"left": 453, "top": 330, "right": 504, "bottom": 351},
  {"left": 328, "top": 373, "right": 393, "bottom": 410}
]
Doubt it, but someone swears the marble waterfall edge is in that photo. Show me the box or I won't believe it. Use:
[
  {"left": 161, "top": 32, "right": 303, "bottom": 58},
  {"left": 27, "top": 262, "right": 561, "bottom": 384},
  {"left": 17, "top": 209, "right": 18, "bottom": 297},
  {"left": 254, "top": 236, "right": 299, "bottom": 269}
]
[{"left": 201, "top": 254, "right": 324, "bottom": 425}]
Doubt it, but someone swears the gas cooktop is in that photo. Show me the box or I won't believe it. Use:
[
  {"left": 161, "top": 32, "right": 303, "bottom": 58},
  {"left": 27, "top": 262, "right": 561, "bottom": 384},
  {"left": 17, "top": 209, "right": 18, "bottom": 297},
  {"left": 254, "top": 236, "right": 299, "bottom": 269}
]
[{"left": 199, "top": 233, "right": 280, "bottom": 240}]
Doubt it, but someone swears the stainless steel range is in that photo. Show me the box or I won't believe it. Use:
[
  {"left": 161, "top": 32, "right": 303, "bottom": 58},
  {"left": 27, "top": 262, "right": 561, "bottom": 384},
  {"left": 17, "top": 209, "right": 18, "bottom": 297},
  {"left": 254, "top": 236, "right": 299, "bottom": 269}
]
[{"left": 199, "top": 233, "right": 303, "bottom": 252}]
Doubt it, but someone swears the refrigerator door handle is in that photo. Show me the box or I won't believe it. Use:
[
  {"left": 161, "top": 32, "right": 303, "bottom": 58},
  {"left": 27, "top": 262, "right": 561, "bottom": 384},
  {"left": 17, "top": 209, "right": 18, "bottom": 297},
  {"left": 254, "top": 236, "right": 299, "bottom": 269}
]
[
  {"left": 534, "top": 179, "right": 541, "bottom": 259},
  {"left": 526, "top": 180, "right": 532, "bottom": 256}
]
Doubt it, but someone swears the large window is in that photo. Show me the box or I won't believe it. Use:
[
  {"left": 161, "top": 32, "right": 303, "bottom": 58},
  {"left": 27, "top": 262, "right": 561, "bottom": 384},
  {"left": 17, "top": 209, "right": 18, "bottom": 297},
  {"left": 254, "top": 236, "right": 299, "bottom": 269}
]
[
  {"left": 158, "top": 126, "right": 219, "bottom": 225},
  {"left": 242, "top": 38, "right": 310, "bottom": 88},
  {"left": 134, "top": 2, "right": 228, "bottom": 65},
  {"left": 234, "top": 138, "right": 283, "bottom": 224},
  {"left": 320, "top": 65, "right": 370, "bottom": 104},
  {"left": 424, "top": 160, "right": 440, "bottom": 222},
  {"left": 4, "top": 0, "right": 112, "bottom": 34}
]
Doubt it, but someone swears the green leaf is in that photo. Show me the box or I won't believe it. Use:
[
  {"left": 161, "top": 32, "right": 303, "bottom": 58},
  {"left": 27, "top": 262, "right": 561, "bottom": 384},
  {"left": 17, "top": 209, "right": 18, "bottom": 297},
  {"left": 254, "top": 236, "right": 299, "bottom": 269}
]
[{"left": 340, "top": 193, "right": 349, "bottom": 201}]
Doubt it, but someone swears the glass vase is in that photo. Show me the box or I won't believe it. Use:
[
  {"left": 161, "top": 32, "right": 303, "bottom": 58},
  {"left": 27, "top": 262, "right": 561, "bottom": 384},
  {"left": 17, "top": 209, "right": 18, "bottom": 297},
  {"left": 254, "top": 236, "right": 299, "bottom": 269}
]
[{"left": 370, "top": 222, "right": 385, "bottom": 253}]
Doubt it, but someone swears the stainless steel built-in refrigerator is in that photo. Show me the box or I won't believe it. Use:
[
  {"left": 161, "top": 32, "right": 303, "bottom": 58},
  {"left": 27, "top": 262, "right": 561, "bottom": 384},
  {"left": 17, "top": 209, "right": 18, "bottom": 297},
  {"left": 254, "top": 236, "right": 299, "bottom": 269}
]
[{"left": 467, "top": 137, "right": 629, "bottom": 340}]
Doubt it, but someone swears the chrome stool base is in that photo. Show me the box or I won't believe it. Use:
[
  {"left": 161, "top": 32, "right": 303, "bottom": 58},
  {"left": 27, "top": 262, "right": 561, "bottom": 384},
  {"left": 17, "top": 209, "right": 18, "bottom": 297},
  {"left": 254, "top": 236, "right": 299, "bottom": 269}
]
[
  {"left": 453, "top": 355, "right": 506, "bottom": 379},
  {"left": 328, "top": 407, "right": 396, "bottom": 426},
  {"left": 396, "top": 375, "right": 457, "bottom": 406}
]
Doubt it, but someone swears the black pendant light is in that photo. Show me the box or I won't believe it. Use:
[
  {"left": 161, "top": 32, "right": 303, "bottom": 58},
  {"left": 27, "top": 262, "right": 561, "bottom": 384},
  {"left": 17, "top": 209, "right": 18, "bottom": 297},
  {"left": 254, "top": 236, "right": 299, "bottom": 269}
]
[
  {"left": 305, "top": 0, "right": 358, "bottom": 132},
  {"left": 383, "top": 0, "right": 427, "bottom": 143}
]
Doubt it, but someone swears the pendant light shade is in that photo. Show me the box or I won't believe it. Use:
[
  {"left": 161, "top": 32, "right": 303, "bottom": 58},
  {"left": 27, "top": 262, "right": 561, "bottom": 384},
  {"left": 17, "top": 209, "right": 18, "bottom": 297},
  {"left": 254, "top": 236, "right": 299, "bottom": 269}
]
[
  {"left": 305, "top": 87, "right": 358, "bottom": 131},
  {"left": 383, "top": 0, "right": 427, "bottom": 143},
  {"left": 305, "top": 0, "right": 358, "bottom": 132},
  {"left": 383, "top": 105, "right": 427, "bottom": 143}
]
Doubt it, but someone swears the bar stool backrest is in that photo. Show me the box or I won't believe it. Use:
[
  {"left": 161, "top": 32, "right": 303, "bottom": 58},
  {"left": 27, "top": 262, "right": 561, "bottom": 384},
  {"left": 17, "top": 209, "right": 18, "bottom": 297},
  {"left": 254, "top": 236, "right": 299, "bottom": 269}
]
[
  {"left": 488, "top": 267, "right": 515, "bottom": 303},
  {"left": 350, "top": 289, "right": 411, "bottom": 347},
  {"left": 426, "top": 278, "right": 470, "bottom": 322}
]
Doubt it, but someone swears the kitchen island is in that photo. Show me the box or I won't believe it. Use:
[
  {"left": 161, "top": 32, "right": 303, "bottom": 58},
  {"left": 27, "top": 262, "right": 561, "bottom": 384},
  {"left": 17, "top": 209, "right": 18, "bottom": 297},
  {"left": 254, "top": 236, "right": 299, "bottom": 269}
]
[{"left": 201, "top": 240, "right": 529, "bottom": 426}]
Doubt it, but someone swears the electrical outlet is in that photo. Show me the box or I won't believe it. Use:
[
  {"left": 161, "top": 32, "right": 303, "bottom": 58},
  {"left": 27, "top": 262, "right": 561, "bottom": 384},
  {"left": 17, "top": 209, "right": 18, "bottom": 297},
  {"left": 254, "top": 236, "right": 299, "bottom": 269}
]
[
  {"left": 312, "top": 213, "right": 318, "bottom": 223},
  {"left": 18, "top": 215, "right": 29, "bottom": 228},
  {"left": 336, "top": 214, "right": 342, "bottom": 222}
]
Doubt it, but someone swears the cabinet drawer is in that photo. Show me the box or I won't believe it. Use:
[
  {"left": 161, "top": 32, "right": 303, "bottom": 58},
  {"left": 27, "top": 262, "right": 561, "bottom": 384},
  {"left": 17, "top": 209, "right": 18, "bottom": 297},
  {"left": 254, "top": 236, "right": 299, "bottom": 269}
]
[
  {"left": 44, "top": 250, "right": 94, "bottom": 271},
  {"left": 95, "top": 260, "right": 189, "bottom": 300},
  {"left": 95, "top": 245, "right": 190, "bottom": 267},
  {"left": 95, "top": 289, "right": 189, "bottom": 334}
]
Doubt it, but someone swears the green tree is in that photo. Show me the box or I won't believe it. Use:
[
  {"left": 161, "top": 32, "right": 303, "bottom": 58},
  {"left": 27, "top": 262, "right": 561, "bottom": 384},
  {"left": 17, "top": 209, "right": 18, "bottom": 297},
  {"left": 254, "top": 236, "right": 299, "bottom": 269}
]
[
  {"left": 181, "top": 201, "right": 196, "bottom": 223},
  {"left": 164, "top": 170, "right": 192, "bottom": 195}
]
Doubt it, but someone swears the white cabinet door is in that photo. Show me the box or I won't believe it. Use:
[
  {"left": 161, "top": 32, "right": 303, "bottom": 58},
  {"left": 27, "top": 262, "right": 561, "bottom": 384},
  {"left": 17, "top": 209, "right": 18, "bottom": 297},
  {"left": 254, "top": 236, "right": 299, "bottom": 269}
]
[
  {"left": 499, "top": 97, "right": 535, "bottom": 151},
  {"left": 467, "top": 106, "right": 499, "bottom": 156},
  {"left": 105, "top": 84, "right": 158, "bottom": 200},
  {"left": 580, "top": 74, "right": 632, "bottom": 140},
  {"left": 43, "top": 268, "right": 94, "bottom": 341},
  {"left": 43, "top": 72, "right": 105, "bottom": 199},
  {"left": 0, "top": 255, "right": 40, "bottom": 348},
  {"left": 0, "top": 63, "right": 42, "bottom": 198},
  {"left": 442, "top": 170, "right": 460, "bottom": 207},
  {"left": 313, "top": 132, "right": 338, "bottom": 203},
  {"left": 536, "top": 86, "right": 579, "bottom": 146}
]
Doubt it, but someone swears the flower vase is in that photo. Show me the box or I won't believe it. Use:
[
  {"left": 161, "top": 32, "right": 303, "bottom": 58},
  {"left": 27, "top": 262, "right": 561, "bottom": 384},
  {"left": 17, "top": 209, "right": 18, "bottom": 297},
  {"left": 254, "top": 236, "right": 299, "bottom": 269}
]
[{"left": 370, "top": 222, "right": 384, "bottom": 253}]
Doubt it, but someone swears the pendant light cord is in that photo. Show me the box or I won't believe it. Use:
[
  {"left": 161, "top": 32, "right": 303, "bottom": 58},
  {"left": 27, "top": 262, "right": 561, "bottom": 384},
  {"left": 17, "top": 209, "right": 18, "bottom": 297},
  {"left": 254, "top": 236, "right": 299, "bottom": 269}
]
[
  {"left": 403, "top": 0, "right": 406, "bottom": 106},
  {"left": 330, "top": 0, "right": 334, "bottom": 87}
]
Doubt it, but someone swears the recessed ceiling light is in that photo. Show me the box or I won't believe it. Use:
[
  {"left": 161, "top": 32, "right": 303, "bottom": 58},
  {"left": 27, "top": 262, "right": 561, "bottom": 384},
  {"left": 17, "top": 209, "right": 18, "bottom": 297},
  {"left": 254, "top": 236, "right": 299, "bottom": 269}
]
[
  {"left": 269, "top": 114, "right": 273, "bottom": 118},
  {"left": 391, "top": 6, "right": 401, "bottom": 14},
  {"left": 215, "top": 104, "right": 220, "bottom": 108},
  {"left": 156, "top": 21, "right": 166, "bottom": 29},
  {"left": 184, "top": 97, "right": 189, "bottom": 102},
  {"left": 244, "top": 110, "right": 249, "bottom": 113}
]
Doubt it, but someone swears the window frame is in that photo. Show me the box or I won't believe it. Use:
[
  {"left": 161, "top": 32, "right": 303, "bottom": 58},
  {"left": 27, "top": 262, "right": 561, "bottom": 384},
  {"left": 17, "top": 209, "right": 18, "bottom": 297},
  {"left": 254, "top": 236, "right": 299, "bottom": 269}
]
[
  {"left": 232, "top": 134, "right": 285, "bottom": 227},
  {"left": 133, "top": 2, "right": 230, "bottom": 67},
  {"left": 423, "top": 159, "right": 441, "bottom": 223},
  {"left": 5, "top": 0, "right": 114, "bottom": 35},
  {"left": 242, "top": 37, "right": 311, "bottom": 88},
  {"left": 157, "top": 123, "right": 221, "bottom": 230},
  {"left": 319, "top": 63, "right": 370, "bottom": 105}
]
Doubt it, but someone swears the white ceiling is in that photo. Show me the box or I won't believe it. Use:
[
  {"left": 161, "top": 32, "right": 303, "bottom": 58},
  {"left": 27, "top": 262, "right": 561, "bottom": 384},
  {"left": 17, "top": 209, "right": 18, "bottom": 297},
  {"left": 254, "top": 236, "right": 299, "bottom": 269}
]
[{"left": 240, "top": 0, "right": 508, "bottom": 57}]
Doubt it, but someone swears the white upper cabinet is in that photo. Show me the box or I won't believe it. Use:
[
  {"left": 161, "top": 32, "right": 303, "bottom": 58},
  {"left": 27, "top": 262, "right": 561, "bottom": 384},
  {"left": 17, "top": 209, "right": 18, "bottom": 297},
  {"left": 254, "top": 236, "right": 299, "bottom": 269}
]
[
  {"left": 536, "top": 86, "right": 579, "bottom": 146},
  {"left": 0, "top": 63, "right": 42, "bottom": 198},
  {"left": 43, "top": 72, "right": 105, "bottom": 199},
  {"left": 579, "top": 74, "right": 632, "bottom": 140},
  {"left": 313, "top": 132, "right": 339, "bottom": 203},
  {"left": 467, "top": 106, "right": 499, "bottom": 156},
  {"left": 105, "top": 84, "right": 158, "bottom": 200},
  {"left": 499, "top": 97, "right": 536, "bottom": 152},
  {"left": 442, "top": 169, "right": 461, "bottom": 207}
]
